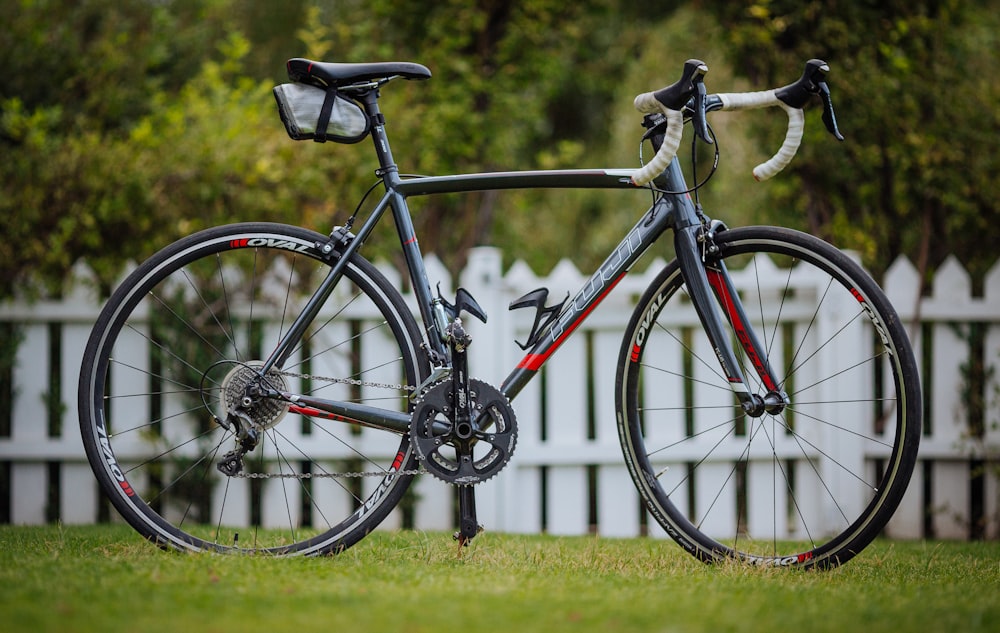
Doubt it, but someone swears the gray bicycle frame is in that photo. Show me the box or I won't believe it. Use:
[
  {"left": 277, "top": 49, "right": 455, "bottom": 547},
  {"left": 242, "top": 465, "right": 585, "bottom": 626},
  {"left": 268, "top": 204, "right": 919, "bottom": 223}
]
[{"left": 262, "top": 89, "right": 776, "bottom": 434}]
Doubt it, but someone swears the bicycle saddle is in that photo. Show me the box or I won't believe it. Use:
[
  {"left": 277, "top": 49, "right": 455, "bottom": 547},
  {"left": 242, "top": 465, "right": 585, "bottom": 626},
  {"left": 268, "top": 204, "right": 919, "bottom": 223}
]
[{"left": 287, "top": 58, "right": 432, "bottom": 87}]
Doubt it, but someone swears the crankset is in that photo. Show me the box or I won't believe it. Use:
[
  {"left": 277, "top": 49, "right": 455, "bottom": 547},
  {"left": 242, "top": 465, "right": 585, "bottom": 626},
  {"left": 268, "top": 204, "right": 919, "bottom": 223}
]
[{"left": 410, "top": 378, "right": 517, "bottom": 485}]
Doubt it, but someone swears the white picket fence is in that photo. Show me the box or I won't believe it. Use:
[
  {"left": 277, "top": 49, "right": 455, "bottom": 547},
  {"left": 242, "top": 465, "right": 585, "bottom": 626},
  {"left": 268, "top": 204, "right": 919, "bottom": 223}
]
[{"left": 1, "top": 247, "right": 998, "bottom": 540}]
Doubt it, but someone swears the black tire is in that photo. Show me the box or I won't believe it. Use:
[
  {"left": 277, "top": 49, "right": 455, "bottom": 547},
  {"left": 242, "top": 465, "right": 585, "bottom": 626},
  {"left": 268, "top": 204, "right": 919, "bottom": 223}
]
[
  {"left": 616, "top": 226, "right": 921, "bottom": 568},
  {"left": 79, "top": 223, "right": 428, "bottom": 555}
]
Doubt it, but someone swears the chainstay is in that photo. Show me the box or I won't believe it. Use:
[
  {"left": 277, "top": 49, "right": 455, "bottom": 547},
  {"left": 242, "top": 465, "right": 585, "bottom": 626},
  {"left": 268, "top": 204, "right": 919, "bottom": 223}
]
[{"left": 238, "top": 371, "right": 421, "bottom": 479}]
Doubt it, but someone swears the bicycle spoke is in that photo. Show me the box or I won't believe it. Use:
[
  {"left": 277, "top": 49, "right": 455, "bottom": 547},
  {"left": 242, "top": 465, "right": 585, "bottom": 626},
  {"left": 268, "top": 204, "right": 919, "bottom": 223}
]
[
  {"left": 654, "top": 301, "right": 733, "bottom": 387},
  {"left": 639, "top": 361, "right": 734, "bottom": 395}
]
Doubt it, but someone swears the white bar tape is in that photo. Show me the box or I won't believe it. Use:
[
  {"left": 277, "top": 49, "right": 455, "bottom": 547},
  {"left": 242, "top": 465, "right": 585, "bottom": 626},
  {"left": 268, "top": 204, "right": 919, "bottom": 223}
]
[
  {"left": 633, "top": 91, "right": 664, "bottom": 114},
  {"left": 717, "top": 89, "right": 779, "bottom": 110},
  {"left": 630, "top": 99, "right": 683, "bottom": 187},
  {"left": 752, "top": 104, "right": 803, "bottom": 181},
  {"left": 718, "top": 90, "right": 805, "bottom": 181}
]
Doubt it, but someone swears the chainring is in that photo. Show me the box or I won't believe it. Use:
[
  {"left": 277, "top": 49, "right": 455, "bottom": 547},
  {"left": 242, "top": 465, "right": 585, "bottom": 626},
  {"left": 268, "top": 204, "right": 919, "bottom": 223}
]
[{"left": 410, "top": 379, "right": 517, "bottom": 485}]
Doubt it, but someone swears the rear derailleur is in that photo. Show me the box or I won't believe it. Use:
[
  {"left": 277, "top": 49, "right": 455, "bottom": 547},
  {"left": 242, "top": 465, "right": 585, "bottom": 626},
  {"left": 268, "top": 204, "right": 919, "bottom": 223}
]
[
  {"left": 216, "top": 412, "right": 259, "bottom": 477},
  {"left": 212, "top": 360, "right": 289, "bottom": 476}
]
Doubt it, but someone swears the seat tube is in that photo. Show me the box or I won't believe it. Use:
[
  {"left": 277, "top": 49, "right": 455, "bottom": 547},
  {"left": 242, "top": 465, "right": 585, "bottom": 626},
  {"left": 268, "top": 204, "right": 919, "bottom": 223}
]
[{"left": 360, "top": 90, "right": 446, "bottom": 357}]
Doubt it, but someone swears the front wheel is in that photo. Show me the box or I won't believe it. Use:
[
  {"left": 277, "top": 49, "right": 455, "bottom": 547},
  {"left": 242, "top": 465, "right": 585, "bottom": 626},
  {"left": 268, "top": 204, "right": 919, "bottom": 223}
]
[
  {"left": 617, "top": 226, "right": 921, "bottom": 568},
  {"left": 79, "top": 223, "right": 428, "bottom": 555}
]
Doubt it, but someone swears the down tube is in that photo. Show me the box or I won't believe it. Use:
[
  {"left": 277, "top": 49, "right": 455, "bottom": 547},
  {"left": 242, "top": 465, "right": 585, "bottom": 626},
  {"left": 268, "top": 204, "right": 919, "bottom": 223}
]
[{"left": 500, "top": 195, "right": 676, "bottom": 400}]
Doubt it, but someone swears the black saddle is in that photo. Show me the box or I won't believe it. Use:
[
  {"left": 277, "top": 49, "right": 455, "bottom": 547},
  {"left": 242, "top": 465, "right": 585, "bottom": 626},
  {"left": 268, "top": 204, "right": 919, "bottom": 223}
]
[{"left": 286, "top": 58, "right": 432, "bottom": 88}]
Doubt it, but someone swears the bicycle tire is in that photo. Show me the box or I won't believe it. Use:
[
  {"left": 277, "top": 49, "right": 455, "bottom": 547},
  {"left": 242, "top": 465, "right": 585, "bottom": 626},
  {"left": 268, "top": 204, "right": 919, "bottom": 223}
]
[
  {"left": 79, "top": 223, "right": 428, "bottom": 555},
  {"left": 616, "top": 225, "right": 921, "bottom": 568}
]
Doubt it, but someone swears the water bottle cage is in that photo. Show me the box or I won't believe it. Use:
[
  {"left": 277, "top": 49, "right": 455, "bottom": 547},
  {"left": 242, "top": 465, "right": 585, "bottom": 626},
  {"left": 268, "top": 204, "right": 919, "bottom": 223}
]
[{"left": 508, "top": 287, "right": 568, "bottom": 350}]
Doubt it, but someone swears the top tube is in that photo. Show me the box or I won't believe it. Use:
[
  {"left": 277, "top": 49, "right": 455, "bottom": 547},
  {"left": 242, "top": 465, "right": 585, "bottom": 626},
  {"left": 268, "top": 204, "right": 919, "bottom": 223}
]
[{"left": 394, "top": 169, "right": 644, "bottom": 196}]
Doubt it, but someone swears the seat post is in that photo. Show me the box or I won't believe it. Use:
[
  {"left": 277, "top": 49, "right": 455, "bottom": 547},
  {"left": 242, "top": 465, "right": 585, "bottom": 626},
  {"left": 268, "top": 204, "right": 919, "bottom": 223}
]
[{"left": 358, "top": 90, "right": 402, "bottom": 187}]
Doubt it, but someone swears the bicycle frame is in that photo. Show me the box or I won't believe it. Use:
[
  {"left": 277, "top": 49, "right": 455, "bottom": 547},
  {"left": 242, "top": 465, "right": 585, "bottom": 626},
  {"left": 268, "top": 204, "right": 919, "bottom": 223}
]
[{"left": 262, "top": 90, "right": 781, "bottom": 433}]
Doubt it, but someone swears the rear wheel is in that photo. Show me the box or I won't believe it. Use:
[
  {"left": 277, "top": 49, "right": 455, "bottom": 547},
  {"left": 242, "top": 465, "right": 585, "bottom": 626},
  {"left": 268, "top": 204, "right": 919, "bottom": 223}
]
[
  {"left": 79, "top": 223, "right": 427, "bottom": 555},
  {"left": 616, "top": 226, "right": 921, "bottom": 568}
]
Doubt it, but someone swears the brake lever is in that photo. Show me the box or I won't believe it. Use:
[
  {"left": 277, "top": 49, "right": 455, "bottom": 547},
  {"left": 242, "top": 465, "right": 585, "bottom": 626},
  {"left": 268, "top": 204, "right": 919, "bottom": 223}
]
[
  {"left": 776, "top": 59, "right": 845, "bottom": 142},
  {"left": 817, "top": 81, "right": 845, "bottom": 141},
  {"left": 693, "top": 75, "right": 713, "bottom": 144}
]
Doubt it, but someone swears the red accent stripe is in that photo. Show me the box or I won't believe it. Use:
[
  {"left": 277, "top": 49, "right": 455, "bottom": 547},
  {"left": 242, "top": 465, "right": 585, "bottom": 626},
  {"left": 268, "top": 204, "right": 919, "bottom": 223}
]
[
  {"left": 706, "top": 269, "right": 739, "bottom": 324},
  {"left": 706, "top": 269, "right": 777, "bottom": 392},
  {"left": 516, "top": 353, "right": 543, "bottom": 371},
  {"left": 404, "top": 235, "right": 418, "bottom": 246},
  {"left": 516, "top": 273, "right": 625, "bottom": 371},
  {"left": 289, "top": 405, "right": 344, "bottom": 422}
]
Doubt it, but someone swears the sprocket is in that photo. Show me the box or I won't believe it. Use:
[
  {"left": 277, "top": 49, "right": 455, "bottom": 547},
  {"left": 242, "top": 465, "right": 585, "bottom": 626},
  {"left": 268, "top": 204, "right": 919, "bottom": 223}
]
[
  {"left": 410, "top": 379, "right": 517, "bottom": 485},
  {"left": 218, "top": 360, "right": 289, "bottom": 430}
]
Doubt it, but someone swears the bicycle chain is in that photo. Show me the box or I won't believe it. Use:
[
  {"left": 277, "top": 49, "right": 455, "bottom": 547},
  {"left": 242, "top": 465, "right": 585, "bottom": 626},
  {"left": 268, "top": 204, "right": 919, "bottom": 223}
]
[
  {"left": 275, "top": 369, "right": 416, "bottom": 393},
  {"left": 235, "top": 468, "right": 424, "bottom": 479},
  {"left": 230, "top": 369, "right": 422, "bottom": 480}
]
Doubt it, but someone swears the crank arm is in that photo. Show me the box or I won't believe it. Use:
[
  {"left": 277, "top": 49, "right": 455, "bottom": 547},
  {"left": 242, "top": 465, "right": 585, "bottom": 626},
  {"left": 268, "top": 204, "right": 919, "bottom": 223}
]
[{"left": 455, "top": 485, "right": 482, "bottom": 546}]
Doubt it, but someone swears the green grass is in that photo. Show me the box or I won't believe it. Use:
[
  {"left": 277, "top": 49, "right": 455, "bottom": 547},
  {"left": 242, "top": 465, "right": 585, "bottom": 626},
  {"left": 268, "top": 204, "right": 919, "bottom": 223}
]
[{"left": 1, "top": 525, "right": 999, "bottom": 633}]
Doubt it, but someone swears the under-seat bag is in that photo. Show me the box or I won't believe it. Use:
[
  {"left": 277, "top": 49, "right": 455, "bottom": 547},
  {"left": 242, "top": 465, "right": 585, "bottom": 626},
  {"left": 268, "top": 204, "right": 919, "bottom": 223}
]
[{"left": 272, "top": 83, "right": 371, "bottom": 143}]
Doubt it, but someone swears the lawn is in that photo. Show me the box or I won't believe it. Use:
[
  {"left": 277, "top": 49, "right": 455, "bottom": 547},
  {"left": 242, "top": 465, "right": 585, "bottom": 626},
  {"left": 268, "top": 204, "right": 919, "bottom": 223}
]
[{"left": 1, "top": 525, "right": 998, "bottom": 633}]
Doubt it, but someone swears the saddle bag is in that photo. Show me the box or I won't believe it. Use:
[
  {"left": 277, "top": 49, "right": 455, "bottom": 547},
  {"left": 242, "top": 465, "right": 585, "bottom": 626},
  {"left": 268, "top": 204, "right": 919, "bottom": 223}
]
[{"left": 272, "top": 83, "right": 371, "bottom": 143}]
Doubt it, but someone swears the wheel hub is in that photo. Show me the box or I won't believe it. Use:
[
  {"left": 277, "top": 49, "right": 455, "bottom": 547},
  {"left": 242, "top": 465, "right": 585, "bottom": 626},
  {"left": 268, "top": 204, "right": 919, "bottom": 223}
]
[{"left": 742, "top": 390, "right": 790, "bottom": 418}]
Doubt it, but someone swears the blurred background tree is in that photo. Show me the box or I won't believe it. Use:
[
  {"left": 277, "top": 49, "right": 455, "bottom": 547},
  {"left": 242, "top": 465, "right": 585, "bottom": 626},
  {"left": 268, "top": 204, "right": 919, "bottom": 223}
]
[
  {"left": 701, "top": 0, "right": 1000, "bottom": 289},
  {"left": 1, "top": 0, "right": 997, "bottom": 299}
]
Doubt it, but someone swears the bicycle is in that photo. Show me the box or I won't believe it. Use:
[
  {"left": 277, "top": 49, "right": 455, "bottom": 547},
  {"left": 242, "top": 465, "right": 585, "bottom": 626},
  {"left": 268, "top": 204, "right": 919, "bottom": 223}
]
[{"left": 78, "top": 57, "right": 921, "bottom": 568}]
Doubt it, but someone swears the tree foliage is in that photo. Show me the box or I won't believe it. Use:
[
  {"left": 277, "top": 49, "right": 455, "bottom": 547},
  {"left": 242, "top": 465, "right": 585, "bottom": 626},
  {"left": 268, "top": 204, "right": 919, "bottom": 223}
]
[
  {"left": 700, "top": 0, "right": 1000, "bottom": 285},
  {"left": 1, "top": 0, "right": 237, "bottom": 296},
  {"left": 0, "top": 0, "right": 671, "bottom": 297},
  {"left": 1, "top": 0, "right": 996, "bottom": 300}
]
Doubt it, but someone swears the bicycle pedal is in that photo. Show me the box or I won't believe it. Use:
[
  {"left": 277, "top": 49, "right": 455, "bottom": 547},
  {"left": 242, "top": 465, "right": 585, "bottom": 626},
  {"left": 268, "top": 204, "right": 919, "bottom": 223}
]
[{"left": 452, "top": 524, "right": 485, "bottom": 546}]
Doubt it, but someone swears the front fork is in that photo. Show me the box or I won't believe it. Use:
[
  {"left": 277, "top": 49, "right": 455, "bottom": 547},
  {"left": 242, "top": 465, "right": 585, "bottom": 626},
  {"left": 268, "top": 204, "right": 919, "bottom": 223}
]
[{"left": 674, "top": 224, "right": 789, "bottom": 417}]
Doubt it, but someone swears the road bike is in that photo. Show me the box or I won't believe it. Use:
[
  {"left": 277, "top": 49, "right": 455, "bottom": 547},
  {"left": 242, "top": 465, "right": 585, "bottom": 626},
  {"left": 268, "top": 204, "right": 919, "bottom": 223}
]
[{"left": 78, "top": 57, "right": 921, "bottom": 568}]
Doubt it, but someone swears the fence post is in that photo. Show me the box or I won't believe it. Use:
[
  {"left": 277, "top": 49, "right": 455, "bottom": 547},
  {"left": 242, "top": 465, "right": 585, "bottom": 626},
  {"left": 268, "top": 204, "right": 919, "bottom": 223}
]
[
  {"left": 882, "top": 256, "right": 924, "bottom": 539},
  {"left": 928, "top": 257, "right": 974, "bottom": 539},
  {"left": 980, "top": 260, "right": 1000, "bottom": 539},
  {"left": 498, "top": 259, "right": 546, "bottom": 534}
]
